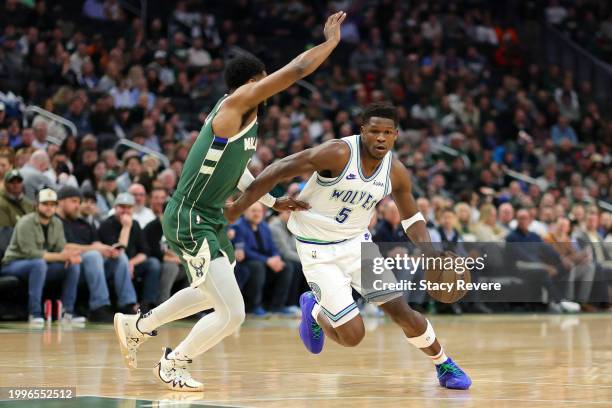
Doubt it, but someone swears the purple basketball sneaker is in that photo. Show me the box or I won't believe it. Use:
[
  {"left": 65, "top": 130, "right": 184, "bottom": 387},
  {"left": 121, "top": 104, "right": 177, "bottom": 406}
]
[
  {"left": 299, "top": 292, "right": 324, "bottom": 354},
  {"left": 436, "top": 358, "right": 472, "bottom": 389}
]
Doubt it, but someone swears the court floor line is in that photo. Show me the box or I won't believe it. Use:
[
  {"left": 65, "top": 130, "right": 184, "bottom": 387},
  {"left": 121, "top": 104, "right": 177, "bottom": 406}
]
[
  {"left": 1, "top": 363, "right": 611, "bottom": 390},
  {"left": 77, "top": 393, "right": 611, "bottom": 406},
  {"left": 77, "top": 394, "right": 243, "bottom": 407},
  {"left": 216, "top": 396, "right": 609, "bottom": 405}
]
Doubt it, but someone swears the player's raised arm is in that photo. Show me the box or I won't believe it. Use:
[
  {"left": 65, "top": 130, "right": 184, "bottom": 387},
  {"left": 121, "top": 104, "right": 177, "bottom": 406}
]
[
  {"left": 224, "top": 140, "right": 349, "bottom": 223},
  {"left": 389, "top": 158, "right": 438, "bottom": 256},
  {"left": 226, "top": 11, "right": 346, "bottom": 111}
]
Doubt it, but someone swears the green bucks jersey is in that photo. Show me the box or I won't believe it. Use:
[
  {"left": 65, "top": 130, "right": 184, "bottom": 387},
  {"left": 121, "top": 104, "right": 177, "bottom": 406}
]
[{"left": 171, "top": 95, "right": 258, "bottom": 225}]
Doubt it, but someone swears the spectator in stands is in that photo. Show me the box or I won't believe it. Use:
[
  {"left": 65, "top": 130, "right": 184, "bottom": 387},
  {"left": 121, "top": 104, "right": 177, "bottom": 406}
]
[
  {"left": 544, "top": 217, "right": 596, "bottom": 310},
  {"left": 269, "top": 209, "right": 303, "bottom": 309},
  {"left": 0, "top": 169, "right": 33, "bottom": 228},
  {"left": 98, "top": 192, "right": 160, "bottom": 312},
  {"left": 45, "top": 151, "right": 79, "bottom": 188},
  {"left": 116, "top": 155, "right": 142, "bottom": 193},
  {"left": 437, "top": 209, "right": 465, "bottom": 252},
  {"left": 0, "top": 151, "right": 13, "bottom": 188},
  {"left": 32, "top": 122, "right": 49, "bottom": 150},
  {"left": 551, "top": 115, "right": 578, "bottom": 146},
  {"left": 96, "top": 170, "right": 119, "bottom": 217},
  {"left": 144, "top": 201, "right": 187, "bottom": 303},
  {"left": 373, "top": 200, "right": 409, "bottom": 244},
  {"left": 472, "top": 203, "right": 507, "bottom": 241},
  {"left": 80, "top": 189, "right": 102, "bottom": 229},
  {"left": 56, "top": 186, "right": 137, "bottom": 322},
  {"left": 155, "top": 168, "right": 177, "bottom": 194},
  {"left": 64, "top": 96, "right": 92, "bottom": 137},
  {"left": 498, "top": 202, "right": 515, "bottom": 235},
  {"left": 20, "top": 150, "right": 55, "bottom": 200},
  {"left": 506, "top": 209, "right": 580, "bottom": 313},
  {"left": 149, "top": 187, "right": 167, "bottom": 217},
  {"left": 141, "top": 118, "right": 161, "bottom": 153},
  {"left": 1, "top": 188, "right": 83, "bottom": 324},
  {"left": 454, "top": 202, "right": 476, "bottom": 240},
  {"left": 127, "top": 183, "right": 155, "bottom": 228},
  {"left": 573, "top": 209, "right": 612, "bottom": 308},
  {"left": 234, "top": 203, "right": 294, "bottom": 316}
]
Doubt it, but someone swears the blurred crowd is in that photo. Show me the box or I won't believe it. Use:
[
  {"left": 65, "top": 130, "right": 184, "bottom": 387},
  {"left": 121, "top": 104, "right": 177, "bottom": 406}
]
[
  {"left": 544, "top": 0, "right": 612, "bottom": 63},
  {"left": 0, "top": 0, "right": 610, "bottom": 322}
]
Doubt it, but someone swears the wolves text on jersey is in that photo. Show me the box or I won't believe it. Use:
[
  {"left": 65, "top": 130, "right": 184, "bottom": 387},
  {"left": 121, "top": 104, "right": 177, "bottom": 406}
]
[{"left": 330, "top": 188, "right": 378, "bottom": 210}]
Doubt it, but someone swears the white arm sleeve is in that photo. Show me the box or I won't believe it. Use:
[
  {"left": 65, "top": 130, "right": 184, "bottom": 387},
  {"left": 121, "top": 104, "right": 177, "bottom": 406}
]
[{"left": 237, "top": 168, "right": 276, "bottom": 208}]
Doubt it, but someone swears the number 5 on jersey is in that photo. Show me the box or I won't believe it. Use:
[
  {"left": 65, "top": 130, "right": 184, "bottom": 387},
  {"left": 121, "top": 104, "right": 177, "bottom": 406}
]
[{"left": 335, "top": 207, "right": 352, "bottom": 223}]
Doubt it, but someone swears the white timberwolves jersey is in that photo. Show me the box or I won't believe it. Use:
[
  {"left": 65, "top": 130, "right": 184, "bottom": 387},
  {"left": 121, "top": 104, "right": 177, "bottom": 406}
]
[{"left": 288, "top": 135, "right": 393, "bottom": 243}]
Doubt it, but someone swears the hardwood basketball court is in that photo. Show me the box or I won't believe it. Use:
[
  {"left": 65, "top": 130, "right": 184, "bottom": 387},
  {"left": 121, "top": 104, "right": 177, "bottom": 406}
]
[{"left": 0, "top": 314, "right": 610, "bottom": 407}]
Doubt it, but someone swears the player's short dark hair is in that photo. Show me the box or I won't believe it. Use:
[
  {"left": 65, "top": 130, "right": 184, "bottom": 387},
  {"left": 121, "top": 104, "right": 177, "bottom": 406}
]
[
  {"left": 362, "top": 102, "right": 397, "bottom": 126},
  {"left": 224, "top": 54, "right": 266, "bottom": 90}
]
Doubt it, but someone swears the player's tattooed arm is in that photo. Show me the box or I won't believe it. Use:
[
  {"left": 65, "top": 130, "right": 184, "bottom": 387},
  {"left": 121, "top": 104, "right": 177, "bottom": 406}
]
[
  {"left": 389, "top": 158, "right": 438, "bottom": 257},
  {"left": 224, "top": 140, "right": 349, "bottom": 223},
  {"left": 225, "top": 11, "right": 346, "bottom": 112}
]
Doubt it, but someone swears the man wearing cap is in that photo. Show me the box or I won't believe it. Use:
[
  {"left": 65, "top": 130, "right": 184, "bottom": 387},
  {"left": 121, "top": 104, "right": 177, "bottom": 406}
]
[
  {"left": 1, "top": 188, "right": 83, "bottom": 324},
  {"left": 56, "top": 186, "right": 138, "bottom": 322},
  {"left": 0, "top": 170, "right": 34, "bottom": 228},
  {"left": 98, "top": 192, "right": 161, "bottom": 312}
]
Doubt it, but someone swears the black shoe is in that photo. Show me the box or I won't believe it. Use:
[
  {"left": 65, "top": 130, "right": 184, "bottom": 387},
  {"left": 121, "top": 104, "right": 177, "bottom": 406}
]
[
  {"left": 89, "top": 305, "right": 114, "bottom": 323},
  {"left": 118, "top": 303, "right": 139, "bottom": 315},
  {"left": 139, "top": 303, "right": 157, "bottom": 314}
]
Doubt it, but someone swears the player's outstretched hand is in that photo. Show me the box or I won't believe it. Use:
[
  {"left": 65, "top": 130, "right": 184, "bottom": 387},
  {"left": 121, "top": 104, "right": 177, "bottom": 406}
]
[
  {"left": 324, "top": 11, "right": 347, "bottom": 44},
  {"left": 273, "top": 196, "right": 310, "bottom": 213}
]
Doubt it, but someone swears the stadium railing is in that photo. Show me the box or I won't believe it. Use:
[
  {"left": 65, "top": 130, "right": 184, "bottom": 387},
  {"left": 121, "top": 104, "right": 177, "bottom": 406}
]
[
  {"left": 114, "top": 138, "right": 170, "bottom": 169},
  {"left": 542, "top": 25, "right": 612, "bottom": 113},
  {"left": 24, "top": 105, "right": 77, "bottom": 146}
]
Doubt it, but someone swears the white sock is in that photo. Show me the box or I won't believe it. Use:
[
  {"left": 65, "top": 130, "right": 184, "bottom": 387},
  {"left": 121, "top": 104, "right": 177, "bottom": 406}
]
[
  {"left": 173, "top": 257, "right": 245, "bottom": 359},
  {"left": 405, "top": 319, "right": 448, "bottom": 365},
  {"left": 137, "top": 287, "right": 213, "bottom": 333},
  {"left": 311, "top": 302, "right": 322, "bottom": 322},
  {"left": 429, "top": 348, "right": 449, "bottom": 365}
]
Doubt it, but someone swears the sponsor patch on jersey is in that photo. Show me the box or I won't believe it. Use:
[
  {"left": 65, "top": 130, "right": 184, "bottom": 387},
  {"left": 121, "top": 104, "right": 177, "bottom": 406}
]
[
  {"left": 373, "top": 181, "right": 384, "bottom": 187},
  {"left": 346, "top": 173, "right": 357, "bottom": 180}
]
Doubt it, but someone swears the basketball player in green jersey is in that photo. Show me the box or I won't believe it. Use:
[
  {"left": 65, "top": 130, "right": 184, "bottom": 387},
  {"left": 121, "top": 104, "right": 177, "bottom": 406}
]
[{"left": 113, "top": 11, "right": 346, "bottom": 391}]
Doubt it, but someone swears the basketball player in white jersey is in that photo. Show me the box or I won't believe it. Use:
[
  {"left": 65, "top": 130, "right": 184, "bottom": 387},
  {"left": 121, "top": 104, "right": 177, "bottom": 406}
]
[{"left": 225, "top": 102, "right": 472, "bottom": 389}]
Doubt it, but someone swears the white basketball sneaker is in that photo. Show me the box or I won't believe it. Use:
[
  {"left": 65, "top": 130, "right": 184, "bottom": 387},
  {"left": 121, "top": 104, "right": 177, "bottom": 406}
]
[
  {"left": 153, "top": 347, "right": 204, "bottom": 392},
  {"left": 113, "top": 310, "right": 157, "bottom": 369}
]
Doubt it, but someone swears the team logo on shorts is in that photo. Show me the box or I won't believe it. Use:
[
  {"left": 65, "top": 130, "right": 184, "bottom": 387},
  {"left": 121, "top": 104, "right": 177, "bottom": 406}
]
[
  {"left": 308, "top": 282, "right": 322, "bottom": 302},
  {"left": 189, "top": 258, "right": 206, "bottom": 278}
]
